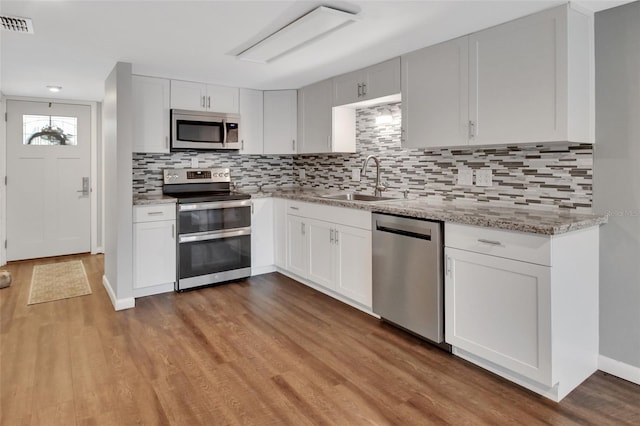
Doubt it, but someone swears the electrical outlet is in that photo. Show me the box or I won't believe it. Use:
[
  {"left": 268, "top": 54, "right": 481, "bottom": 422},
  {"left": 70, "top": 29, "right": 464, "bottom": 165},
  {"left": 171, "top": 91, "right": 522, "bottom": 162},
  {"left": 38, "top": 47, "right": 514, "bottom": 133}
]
[
  {"left": 476, "top": 169, "right": 493, "bottom": 187},
  {"left": 191, "top": 157, "right": 198, "bottom": 168},
  {"left": 299, "top": 169, "right": 306, "bottom": 180},
  {"left": 352, "top": 168, "right": 361, "bottom": 182},
  {"left": 457, "top": 169, "right": 474, "bottom": 186}
]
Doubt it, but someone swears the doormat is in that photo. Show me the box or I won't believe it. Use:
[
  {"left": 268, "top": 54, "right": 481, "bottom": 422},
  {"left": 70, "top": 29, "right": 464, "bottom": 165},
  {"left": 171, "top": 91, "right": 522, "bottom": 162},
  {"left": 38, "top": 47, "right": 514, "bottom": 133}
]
[{"left": 28, "top": 260, "right": 92, "bottom": 305}]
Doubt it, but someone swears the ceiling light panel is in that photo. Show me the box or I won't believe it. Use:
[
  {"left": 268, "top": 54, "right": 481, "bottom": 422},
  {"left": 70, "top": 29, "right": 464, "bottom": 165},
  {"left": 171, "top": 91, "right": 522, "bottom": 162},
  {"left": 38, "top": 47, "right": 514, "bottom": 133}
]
[
  {"left": 1, "top": 15, "right": 34, "bottom": 34},
  {"left": 237, "top": 6, "right": 359, "bottom": 64}
]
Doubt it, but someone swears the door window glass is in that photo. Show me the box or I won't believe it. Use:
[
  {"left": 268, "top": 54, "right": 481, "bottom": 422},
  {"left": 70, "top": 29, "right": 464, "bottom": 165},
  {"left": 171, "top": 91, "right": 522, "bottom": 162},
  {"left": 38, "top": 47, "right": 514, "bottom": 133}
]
[{"left": 23, "top": 115, "right": 77, "bottom": 145}]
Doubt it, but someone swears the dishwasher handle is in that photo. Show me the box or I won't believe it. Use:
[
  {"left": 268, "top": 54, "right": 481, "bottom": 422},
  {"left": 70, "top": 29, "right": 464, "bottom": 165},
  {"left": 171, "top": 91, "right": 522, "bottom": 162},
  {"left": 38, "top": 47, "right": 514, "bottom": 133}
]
[{"left": 375, "top": 221, "right": 432, "bottom": 240}]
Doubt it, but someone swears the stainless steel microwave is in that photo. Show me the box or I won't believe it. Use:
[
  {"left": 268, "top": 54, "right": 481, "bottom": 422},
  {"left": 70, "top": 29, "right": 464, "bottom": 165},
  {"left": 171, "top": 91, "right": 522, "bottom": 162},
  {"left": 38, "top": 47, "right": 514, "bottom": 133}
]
[{"left": 171, "top": 109, "right": 240, "bottom": 151}]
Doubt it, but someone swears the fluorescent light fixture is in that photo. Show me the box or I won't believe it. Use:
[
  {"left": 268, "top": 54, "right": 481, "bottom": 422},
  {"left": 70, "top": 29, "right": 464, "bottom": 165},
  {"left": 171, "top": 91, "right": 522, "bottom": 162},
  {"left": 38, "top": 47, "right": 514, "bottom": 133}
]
[
  {"left": 237, "top": 6, "right": 359, "bottom": 63},
  {"left": 47, "top": 85, "right": 62, "bottom": 92}
]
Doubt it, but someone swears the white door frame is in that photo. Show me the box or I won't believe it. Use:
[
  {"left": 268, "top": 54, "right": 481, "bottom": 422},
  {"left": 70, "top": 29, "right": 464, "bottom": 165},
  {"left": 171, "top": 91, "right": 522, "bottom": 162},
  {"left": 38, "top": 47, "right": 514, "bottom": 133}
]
[{"left": 0, "top": 95, "right": 102, "bottom": 266}]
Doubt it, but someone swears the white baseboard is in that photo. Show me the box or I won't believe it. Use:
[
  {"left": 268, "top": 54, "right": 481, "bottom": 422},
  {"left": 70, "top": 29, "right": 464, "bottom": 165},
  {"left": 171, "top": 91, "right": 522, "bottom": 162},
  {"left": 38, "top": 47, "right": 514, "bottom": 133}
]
[
  {"left": 133, "top": 282, "right": 174, "bottom": 298},
  {"left": 102, "top": 275, "right": 135, "bottom": 311},
  {"left": 599, "top": 355, "right": 640, "bottom": 385},
  {"left": 251, "top": 265, "right": 276, "bottom": 276}
]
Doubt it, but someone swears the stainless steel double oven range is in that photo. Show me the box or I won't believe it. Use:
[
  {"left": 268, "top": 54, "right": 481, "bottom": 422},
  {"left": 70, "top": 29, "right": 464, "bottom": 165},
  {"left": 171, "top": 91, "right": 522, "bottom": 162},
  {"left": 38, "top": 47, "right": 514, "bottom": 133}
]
[{"left": 163, "top": 168, "right": 251, "bottom": 291}]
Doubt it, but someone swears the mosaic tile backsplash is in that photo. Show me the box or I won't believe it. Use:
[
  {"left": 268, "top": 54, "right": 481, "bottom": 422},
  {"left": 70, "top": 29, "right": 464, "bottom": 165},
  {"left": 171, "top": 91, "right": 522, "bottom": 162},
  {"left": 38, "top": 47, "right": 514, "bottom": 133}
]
[{"left": 133, "top": 102, "right": 593, "bottom": 212}]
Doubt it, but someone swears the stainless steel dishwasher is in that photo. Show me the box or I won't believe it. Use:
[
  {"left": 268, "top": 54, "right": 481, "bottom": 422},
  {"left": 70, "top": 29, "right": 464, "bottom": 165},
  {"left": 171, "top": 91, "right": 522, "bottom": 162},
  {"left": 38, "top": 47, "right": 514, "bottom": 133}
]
[{"left": 372, "top": 213, "right": 449, "bottom": 350}]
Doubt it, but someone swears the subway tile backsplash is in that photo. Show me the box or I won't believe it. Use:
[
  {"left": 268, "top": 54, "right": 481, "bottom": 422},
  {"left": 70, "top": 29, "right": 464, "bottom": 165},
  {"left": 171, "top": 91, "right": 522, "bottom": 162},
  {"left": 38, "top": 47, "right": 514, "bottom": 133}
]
[{"left": 133, "top": 102, "right": 593, "bottom": 213}]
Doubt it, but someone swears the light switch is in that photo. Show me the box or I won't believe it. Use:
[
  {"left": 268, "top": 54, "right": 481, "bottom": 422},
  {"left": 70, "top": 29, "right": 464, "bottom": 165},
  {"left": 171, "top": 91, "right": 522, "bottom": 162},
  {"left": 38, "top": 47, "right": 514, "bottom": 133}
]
[
  {"left": 457, "top": 169, "right": 473, "bottom": 186},
  {"left": 476, "top": 169, "right": 493, "bottom": 187},
  {"left": 352, "top": 168, "right": 361, "bottom": 182}
]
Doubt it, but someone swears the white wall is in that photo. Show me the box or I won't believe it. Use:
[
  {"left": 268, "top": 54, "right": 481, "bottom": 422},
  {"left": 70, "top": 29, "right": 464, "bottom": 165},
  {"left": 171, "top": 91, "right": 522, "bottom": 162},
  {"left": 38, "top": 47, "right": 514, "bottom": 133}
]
[
  {"left": 103, "top": 62, "right": 134, "bottom": 310},
  {"left": 594, "top": 1, "right": 640, "bottom": 375}
]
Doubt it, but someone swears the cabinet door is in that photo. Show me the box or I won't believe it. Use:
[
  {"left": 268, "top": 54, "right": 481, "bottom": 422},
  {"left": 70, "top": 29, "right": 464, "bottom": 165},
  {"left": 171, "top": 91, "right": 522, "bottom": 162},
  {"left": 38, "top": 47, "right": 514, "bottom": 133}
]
[
  {"left": 469, "top": 7, "right": 564, "bottom": 145},
  {"left": 334, "top": 224, "right": 372, "bottom": 307},
  {"left": 251, "top": 198, "right": 274, "bottom": 272},
  {"left": 273, "top": 198, "right": 287, "bottom": 268},
  {"left": 401, "top": 37, "right": 469, "bottom": 148},
  {"left": 170, "top": 80, "right": 206, "bottom": 111},
  {"left": 132, "top": 75, "right": 171, "bottom": 153},
  {"left": 298, "top": 79, "right": 333, "bottom": 154},
  {"left": 333, "top": 69, "right": 365, "bottom": 106},
  {"left": 264, "top": 90, "right": 298, "bottom": 154},
  {"left": 206, "top": 84, "right": 239, "bottom": 113},
  {"left": 239, "top": 89, "right": 264, "bottom": 154},
  {"left": 286, "top": 215, "right": 308, "bottom": 278},
  {"left": 133, "top": 220, "right": 176, "bottom": 289},
  {"left": 445, "top": 247, "right": 552, "bottom": 386},
  {"left": 363, "top": 57, "right": 400, "bottom": 101},
  {"left": 307, "top": 219, "right": 335, "bottom": 290}
]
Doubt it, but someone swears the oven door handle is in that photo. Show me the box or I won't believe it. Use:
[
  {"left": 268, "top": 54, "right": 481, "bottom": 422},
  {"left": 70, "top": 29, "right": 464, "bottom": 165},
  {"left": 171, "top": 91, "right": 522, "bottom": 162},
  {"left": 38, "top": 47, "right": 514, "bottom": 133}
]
[
  {"left": 179, "top": 227, "right": 251, "bottom": 243},
  {"left": 179, "top": 199, "right": 251, "bottom": 211}
]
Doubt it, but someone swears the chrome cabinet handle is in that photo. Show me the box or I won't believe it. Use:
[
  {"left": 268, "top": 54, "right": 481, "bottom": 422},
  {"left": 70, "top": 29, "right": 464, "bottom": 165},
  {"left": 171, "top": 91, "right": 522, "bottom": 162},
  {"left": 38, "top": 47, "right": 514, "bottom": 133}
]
[
  {"left": 362, "top": 83, "right": 367, "bottom": 96},
  {"left": 335, "top": 230, "right": 339, "bottom": 244},
  {"left": 292, "top": 139, "right": 296, "bottom": 152},
  {"left": 147, "top": 211, "right": 164, "bottom": 216},
  {"left": 241, "top": 140, "right": 244, "bottom": 151},
  {"left": 478, "top": 238, "right": 501, "bottom": 246},
  {"left": 251, "top": 202, "right": 254, "bottom": 214},
  {"left": 357, "top": 83, "right": 362, "bottom": 97},
  {"left": 289, "top": 206, "right": 299, "bottom": 210},
  {"left": 201, "top": 95, "right": 206, "bottom": 108},
  {"left": 165, "top": 136, "right": 169, "bottom": 149},
  {"left": 446, "top": 256, "right": 451, "bottom": 276},
  {"left": 330, "top": 229, "right": 334, "bottom": 243},
  {"left": 469, "top": 120, "right": 476, "bottom": 139},
  {"left": 171, "top": 224, "right": 175, "bottom": 239},
  {"left": 207, "top": 96, "right": 211, "bottom": 109}
]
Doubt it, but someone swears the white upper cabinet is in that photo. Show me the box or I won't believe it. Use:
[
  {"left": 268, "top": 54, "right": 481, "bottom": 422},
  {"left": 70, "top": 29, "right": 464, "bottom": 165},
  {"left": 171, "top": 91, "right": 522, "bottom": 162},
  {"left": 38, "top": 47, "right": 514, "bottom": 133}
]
[
  {"left": 132, "top": 75, "right": 171, "bottom": 153},
  {"left": 264, "top": 90, "right": 298, "bottom": 155},
  {"left": 298, "top": 79, "right": 356, "bottom": 154},
  {"left": 333, "top": 58, "right": 401, "bottom": 106},
  {"left": 298, "top": 78, "right": 334, "bottom": 154},
  {"left": 469, "top": 5, "right": 591, "bottom": 145},
  {"left": 401, "top": 4, "right": 592, "bottom": 148},
  {"left": 170, "top": 80, "right": 239, "bottom": 113},
  {"left": 401, "top": 37, "right": 469, "bottom": 148},
  {"left": 239, "top": 89, "right": 264, "bottom": 154}
]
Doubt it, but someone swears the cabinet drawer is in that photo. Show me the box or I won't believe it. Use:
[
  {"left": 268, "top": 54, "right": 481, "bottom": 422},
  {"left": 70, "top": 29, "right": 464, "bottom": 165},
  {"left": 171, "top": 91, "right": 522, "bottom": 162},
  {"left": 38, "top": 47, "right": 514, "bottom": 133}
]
[
  {"left": 286, "top": 200, "right": 371, "bottom": 230},
  {"left": 134, "top": 204, "right": 176, "bottom": 223},
  {"left": 445, "top": 223, "right": 550, "bottom": 266}
]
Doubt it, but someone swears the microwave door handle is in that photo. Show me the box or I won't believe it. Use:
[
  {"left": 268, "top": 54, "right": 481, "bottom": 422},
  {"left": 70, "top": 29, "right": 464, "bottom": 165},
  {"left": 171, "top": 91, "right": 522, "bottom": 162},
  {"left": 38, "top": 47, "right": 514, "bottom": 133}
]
[{"left": 222, "top": 119, "right": 227, "bottom": 147}]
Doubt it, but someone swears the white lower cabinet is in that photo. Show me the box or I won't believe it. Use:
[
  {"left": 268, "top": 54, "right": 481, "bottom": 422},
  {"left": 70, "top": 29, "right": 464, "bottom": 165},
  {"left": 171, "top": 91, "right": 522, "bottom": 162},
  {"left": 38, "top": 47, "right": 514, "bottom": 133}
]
[
  {"left": 133, "top": 204, "right": 176, "bottom": 297},
  {"left": 273, "top": 198, "right": 287, "bottom": 268},
  {"left": 444, "top": 223, "right": 599, "bottom": 402},
  {"left": 250, "top": 198, "right": 275, "bottom": 275},
  {"left": 284, "top": 200, "right": 372, "bottom": 308}
]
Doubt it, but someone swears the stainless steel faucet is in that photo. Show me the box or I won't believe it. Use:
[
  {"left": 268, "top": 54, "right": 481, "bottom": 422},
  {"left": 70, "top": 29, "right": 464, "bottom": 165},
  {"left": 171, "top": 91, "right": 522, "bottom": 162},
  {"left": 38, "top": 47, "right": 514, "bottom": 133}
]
[{"left": 361, "top": 155, "right": 386, "bottom": 196}]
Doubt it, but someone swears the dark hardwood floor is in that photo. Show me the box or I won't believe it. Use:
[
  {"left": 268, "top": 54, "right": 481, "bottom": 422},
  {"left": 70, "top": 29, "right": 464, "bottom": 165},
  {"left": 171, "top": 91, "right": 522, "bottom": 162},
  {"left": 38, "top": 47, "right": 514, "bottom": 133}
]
[{"left": 1, "top": 254, "right": 639, "bottom": 425}]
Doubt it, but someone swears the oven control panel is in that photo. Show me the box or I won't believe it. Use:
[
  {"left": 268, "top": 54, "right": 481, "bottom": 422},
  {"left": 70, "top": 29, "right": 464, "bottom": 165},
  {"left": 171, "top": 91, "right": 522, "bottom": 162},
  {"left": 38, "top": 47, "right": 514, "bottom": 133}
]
[{"left": 164, "top": 168, "right": 230, "bottom": 184}]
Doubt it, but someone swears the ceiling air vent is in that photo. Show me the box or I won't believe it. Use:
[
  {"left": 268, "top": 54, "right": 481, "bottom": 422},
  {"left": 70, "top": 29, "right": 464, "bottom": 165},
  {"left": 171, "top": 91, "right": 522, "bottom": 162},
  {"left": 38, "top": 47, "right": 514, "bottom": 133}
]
[{"left": 1, "top": 15, "right": 34, "bottom": 34}]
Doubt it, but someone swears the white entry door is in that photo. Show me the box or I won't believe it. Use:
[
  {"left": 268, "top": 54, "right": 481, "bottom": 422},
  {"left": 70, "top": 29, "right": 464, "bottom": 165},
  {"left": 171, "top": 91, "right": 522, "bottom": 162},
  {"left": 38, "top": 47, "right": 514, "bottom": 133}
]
[{"left": 6, "top": 100, "right": 91, "bottom": 261}]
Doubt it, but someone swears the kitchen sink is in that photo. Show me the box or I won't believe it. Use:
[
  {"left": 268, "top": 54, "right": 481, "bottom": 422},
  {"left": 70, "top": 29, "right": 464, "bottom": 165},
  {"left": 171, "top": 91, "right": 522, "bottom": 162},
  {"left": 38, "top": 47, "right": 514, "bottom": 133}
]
[{"left": 321, "top": 193, "right": 399, "bottom": 202}]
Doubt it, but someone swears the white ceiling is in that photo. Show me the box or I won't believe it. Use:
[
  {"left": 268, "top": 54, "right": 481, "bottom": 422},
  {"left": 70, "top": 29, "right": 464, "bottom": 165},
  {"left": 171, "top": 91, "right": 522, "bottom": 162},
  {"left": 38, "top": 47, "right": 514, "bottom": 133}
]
[{"left": 0, "top": 0, "right": 632, "bottom": 101}]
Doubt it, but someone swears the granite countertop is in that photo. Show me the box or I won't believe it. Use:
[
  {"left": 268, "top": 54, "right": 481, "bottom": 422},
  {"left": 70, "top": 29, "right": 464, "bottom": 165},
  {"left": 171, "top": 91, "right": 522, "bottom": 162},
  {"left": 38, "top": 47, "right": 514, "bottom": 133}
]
[
  {"left": 267, "top": 189, "right": 607, "bottom": 235},
  {"left": 133, "top": 194, "right": 177, "bottom": 205},
  {"left": 132, "top": 189, "right": 606, "bottom": 235}
]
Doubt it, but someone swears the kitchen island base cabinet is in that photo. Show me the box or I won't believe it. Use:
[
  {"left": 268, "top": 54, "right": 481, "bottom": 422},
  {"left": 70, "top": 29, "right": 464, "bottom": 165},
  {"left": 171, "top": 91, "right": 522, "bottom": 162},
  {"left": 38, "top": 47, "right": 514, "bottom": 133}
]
[
  {"left": 133, "top": 205, "right": 176, "bottom": 298},
  {"left": 445, "top": 223, "right": 599, "bottom": 402}
]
